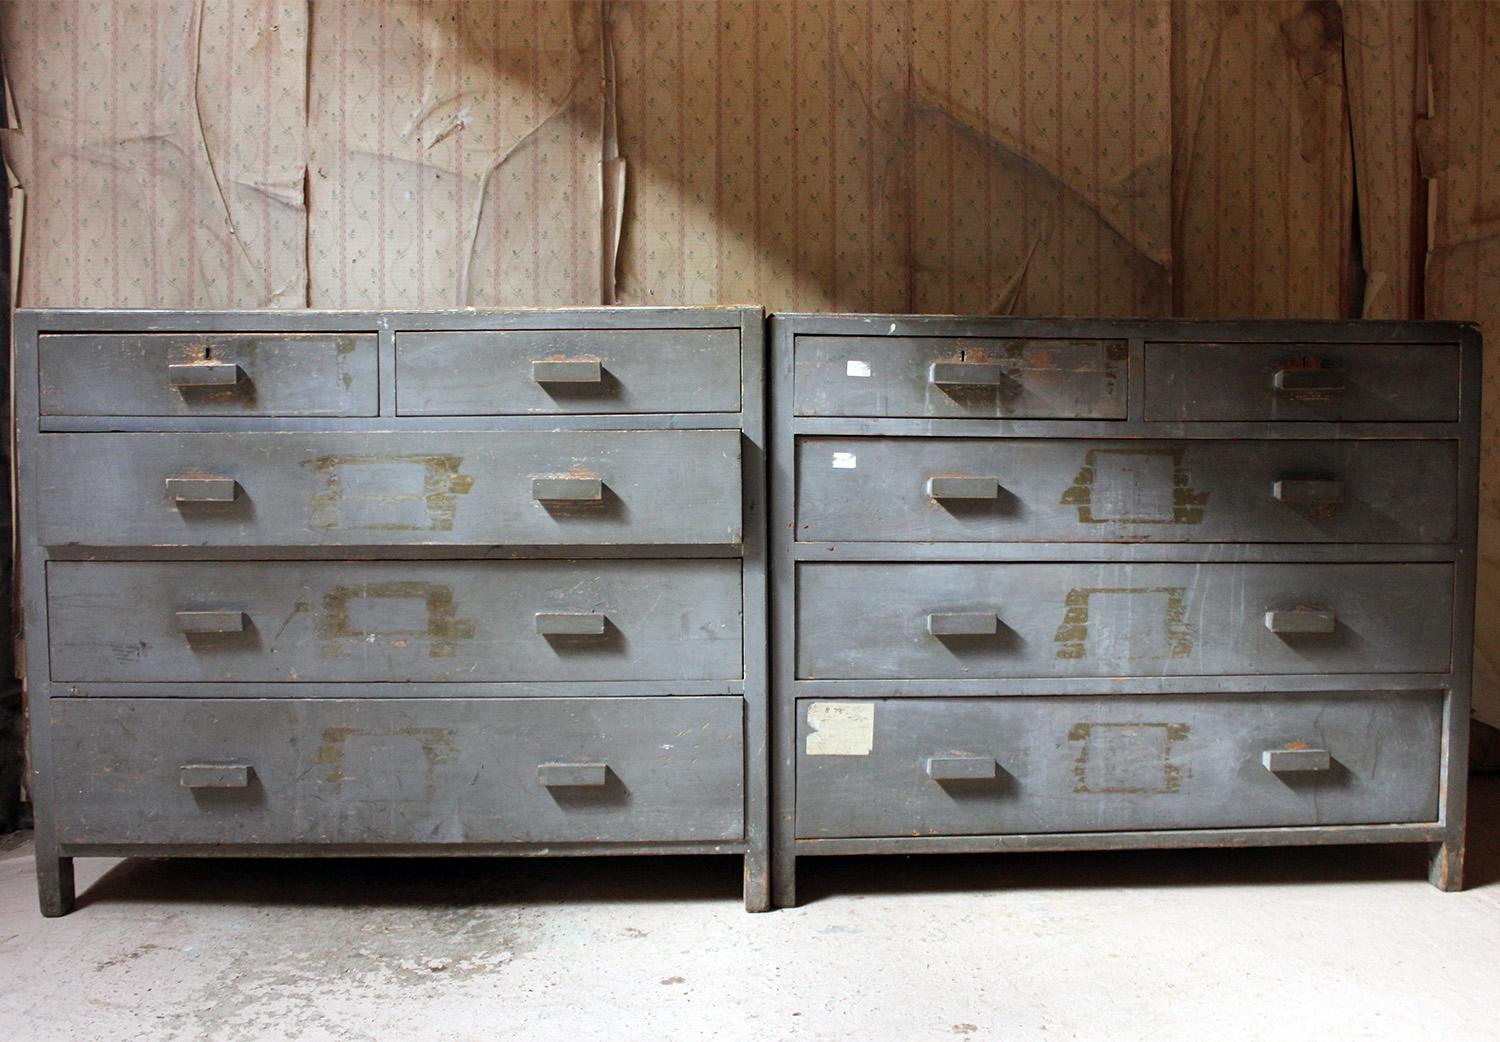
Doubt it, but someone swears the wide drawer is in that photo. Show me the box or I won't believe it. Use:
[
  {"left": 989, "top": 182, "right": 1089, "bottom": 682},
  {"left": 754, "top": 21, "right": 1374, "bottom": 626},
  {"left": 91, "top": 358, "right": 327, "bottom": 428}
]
[
  {"left": 47, "top": 559, "right": 742, "bottom": 683},
  {"left": 797, "top": 562, "right": 1453, "bottom": 679},
  {"left": 793, "top": 336, "right": 1127, "bottom": 418},
  {"left": 50, "top": 697, "right": 744, "bottom": 846},
  {"left": 1144, "top": 341, "right": 1460, "bottom": 422},
  {"left": 36, "top": 430, "right": 741, "bottom": 549},
  {"left": 794, "top": 692, "right": 1443, "bottom": 838},
  {"left": 38, "top": 332, "right": 379, "bottom": 417},
  {"left": 796, "top": 437, "right": 1458, "bottom": 543},
  {"left": 396, "top": 328, "right": 741, "bottom": 415}
]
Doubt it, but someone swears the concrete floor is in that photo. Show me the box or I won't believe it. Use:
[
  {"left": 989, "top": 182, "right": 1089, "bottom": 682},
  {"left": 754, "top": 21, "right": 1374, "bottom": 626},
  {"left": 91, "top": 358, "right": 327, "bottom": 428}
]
[{"left": 2, "top": 779, "right": 1498, "bottom": 1041}]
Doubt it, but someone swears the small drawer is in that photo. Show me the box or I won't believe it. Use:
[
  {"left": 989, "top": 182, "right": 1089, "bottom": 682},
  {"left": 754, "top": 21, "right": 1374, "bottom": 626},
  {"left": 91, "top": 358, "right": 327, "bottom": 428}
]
[
  {"left": 795, "top": 437, "right": 1458, "bottom": 544},
  {"left": 39, "top": 333, "right": 379, "bottom": 417},
  {"left": 37, "top": 429, "right": 742, "bottom": 549},
  {"left": 47, "top": 559, "right": 743, "bottom": 683},
  {"left": 793, "top": 336, "right": 1127, "bottom": 418},
  {"left": 396, "top": 328, "right": 741, "bottom": 415},
  {"left": 50, "top": 697, "right": 744, "bottom": 846},
  {"left": 794, "top": 692, "right": 1443, "bottom": 838},
  {"left": 1144, "top": 342, "right": 1460, "bottom": 422},
  {"left": 796, "top": 562, "right": 1453, "bottom": 679}
]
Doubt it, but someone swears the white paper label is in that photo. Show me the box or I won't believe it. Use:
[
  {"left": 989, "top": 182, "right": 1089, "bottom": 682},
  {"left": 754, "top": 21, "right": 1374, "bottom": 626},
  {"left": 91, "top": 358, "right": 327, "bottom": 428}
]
[
  {"left": 805, "top": 702, "right": 875, "bottom": 756},
  {"left": 832, "top": 452, "right": 857, "bottom": 469},
  {"left": 846, "top": 359, "right": 872, "bottom": 377}
]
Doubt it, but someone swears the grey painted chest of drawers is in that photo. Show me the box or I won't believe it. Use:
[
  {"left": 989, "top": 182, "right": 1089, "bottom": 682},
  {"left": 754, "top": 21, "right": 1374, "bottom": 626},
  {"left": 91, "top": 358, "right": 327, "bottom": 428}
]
[
  {"left": 15, "top": 308, "right": 770, "bottom": 914},
  {"left": 769, "top": 315, "right": 1478, "bottom": 907}
]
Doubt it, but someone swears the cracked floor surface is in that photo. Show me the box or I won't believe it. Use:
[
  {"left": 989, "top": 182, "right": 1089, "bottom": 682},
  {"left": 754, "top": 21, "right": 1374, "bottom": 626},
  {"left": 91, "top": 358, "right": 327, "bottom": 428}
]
[{"left": 2, "top": 776, "right": 1497, "bottom": 1042}]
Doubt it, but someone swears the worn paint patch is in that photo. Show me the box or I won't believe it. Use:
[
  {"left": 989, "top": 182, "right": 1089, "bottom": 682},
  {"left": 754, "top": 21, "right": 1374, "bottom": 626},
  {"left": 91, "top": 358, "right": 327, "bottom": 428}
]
[
  {"left": 305, "top": 454, "right": 474, "bottom": 531},
  {"left": 314, "top": 724, "right": 458, "bottom": 789},
  {"left": 1053, "top": 586, "right": 1195, "bottom": 660},
  {"left": 317, "top": 582, "right": 477, "bottom": 658},
  {"left": 1068, "top": 722, "right": 1190, "bottom": 794},
  {"left": 805, "top": 702, "right": 875, "bottom": 756},
  {"left": 1060, "top": 447, "right": 1209, "bottom": 525}
]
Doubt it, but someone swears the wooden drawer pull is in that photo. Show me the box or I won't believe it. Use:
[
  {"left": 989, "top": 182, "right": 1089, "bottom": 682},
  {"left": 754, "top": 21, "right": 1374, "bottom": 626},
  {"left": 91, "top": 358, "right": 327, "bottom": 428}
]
[
  {"left": 166, "top": 477, "right": 239, "bottom": 503},
  {"left": 927, "top": 612, "right": 998, "bottom": 636},
  {"left": 929, "top": 361, "right": 1005, "bottom": 387},
  {"left": 176, "top": 610, "right": 247, "bottom": 635},
  {"left": 532, "top": 358, "right": 603, "bottom": 384},
  {"left": 926, "top": 476, "right": 1000, "bottom": 500},
  {"left": 537, "top": 762, "right": 608, "bottom": 787},
  {"left": 1264, "top": 608, "right": 1337, "bottom": 635},
  {"left": 531, "top": 476, "right": 603, "bottom": 502},
  {"left": 535, "top": 612, "right": 607, "bottom": 636},
  {"left": 178, "top": 763, "right": 251, "bottom": 789},
  {"left": 1261, "top": 748, "right": 1332, "bottom": 773},
  {"left": 1274, "top": 478, "right": 1344, "bottom": 506},
  {"left": 167, "top": 360, "right": 243, "bottom": 388},
  {"left": 1273, "top": 365, "right": 1345, "bottom": 392},
  {"left": 926, "top": 756, "right": 997, "bottom": 781}
]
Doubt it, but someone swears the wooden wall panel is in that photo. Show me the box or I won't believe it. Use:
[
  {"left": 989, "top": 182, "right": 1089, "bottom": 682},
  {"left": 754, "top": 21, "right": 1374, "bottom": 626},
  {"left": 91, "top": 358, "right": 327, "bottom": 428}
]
[{"left": 1173, "top": 0, "right": 1355, "bottom": 318}]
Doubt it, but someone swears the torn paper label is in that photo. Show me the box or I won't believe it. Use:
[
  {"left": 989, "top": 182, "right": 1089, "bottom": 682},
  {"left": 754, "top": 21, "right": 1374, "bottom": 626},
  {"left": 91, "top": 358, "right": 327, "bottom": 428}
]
[
  {"left": 806, "top": 702, "right": 875, "bottom": 756},
  {"left": 832, "top": 452, "right": 857, "bottom": 469},
  {"left": 846, "top": 359, "right": 871, "bottom": 377}
]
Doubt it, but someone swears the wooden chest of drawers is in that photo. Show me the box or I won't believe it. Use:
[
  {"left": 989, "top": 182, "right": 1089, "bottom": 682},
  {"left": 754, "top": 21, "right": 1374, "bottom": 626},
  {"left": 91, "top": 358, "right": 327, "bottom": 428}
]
[
  {"left": 16, "top": 308, "right": 769, "bottom": 915},
  {"left": 768, "top": 315, "right": 1478, "bottom": 907}
]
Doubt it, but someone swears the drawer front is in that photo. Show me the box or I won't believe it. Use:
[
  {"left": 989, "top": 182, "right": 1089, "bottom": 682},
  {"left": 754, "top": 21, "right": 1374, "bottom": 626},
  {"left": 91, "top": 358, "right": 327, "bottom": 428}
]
[
  {"left": 794, "top": 692, "right": 1442, "bottom": 838},
  {"left": 48, "top": 560, "right": 742, "bottom": 683},
  {"left": 396, "top": 328, "right": 741, "bottom": 415},
  {"left": 1144, "top": 342, "right": 1460, "bottom": 422},
  {"left": 37, "top": 430, "right": 741, "bottom": 549},
  {"left": 794, "top": 336, "right": 1127, "bottom": 418},
  {"left": 797, "top": 562, "right": 1453, "bottom": 679},
  {"left": 796, "top": 437, "right": 1458, "bottom": 543},
  {"left": 39, "top": 333, "right": 379, "bottom": 417},
  {"left": 50, "top": 697, "right": 744, "bottom": 845}
]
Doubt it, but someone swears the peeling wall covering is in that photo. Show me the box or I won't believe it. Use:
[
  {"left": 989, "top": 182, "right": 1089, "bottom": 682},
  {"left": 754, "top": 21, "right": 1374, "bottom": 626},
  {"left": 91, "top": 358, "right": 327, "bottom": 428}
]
[{"left": 1, "top": 0, "right": 1498, "bottom": 728}]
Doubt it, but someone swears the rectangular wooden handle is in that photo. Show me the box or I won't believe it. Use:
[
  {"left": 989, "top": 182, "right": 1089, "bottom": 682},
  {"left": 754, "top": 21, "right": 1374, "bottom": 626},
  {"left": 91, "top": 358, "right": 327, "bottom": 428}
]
[
  {"left": 927, "top": 476, "right": 1000, "bottom": 500},
  {"left": 1261, "top": 748, "right": 1332, "bottom": 773},
  {"left": 1274, "top": 479, "right": 1344, "bottom": 506},
  {"left": 926, "top": 756, "right": 997, "bottom": 781},
  {"left": 532, "top": 358, "right": 603, "bottom": 384},
  {"left": 537, "top": 762, "right": 608, "bottom": 787},
  {"left": 166, "top": 477, "right": 239, "bottom": 503},
  {"left": 929, "top": 361, "right": 1005, "bottom": 386},
  {"left": 168, "top": 361, "right": 243, "bottom": 388},
  {"left": 176, "top": 610, "right": 247, "bottom": 635},
  {"left": 178, "top": 764, "right": 251, "bottom": 788},
  {"left": 532, "top": 476, "right": 603, "bottom": 502},
  {"left": 927, "top": 612, "right": 998, "bottom": 636},
  {"left": 1274, "top": 365, "right": 1345, "bottom": 392},
  {"left": 1264, "top": 609, "right": 1337, "bottom": 635},
  {"left": 535, "top": 612, "right": 607, "bottom": 636}
]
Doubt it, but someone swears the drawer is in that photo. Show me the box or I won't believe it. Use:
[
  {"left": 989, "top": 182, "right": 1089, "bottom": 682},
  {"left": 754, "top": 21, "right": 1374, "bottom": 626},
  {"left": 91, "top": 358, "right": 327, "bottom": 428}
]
[
  {"left": 50, "top": 697, "right": 744, "bottom": 846},
  {"left": 793, "top": 336, "right": 1127, "bottom": 418},
  {"left": 794, "top": 692, "right": 1442, "bottom": 838},
  {"left": 37, "top": 430, "right": 741, "bottom": 549},
  {"left": 47, "top": 560, "right": 742, "bottom": 683},
  {"left": 1144, "top": 341, "right": 1460, "bottom": 422},
  {"left": 38, "top": 332, "right": 379, "bottom": 417},
  {"left": 796, "top": 437, "right": 1458, "bottom": 543},
  {"left": 797, "top": 562, "right": 1453, "bottom": 679},
  {"left": 396, "top": 328, "right": 741, "bottom": 415}
]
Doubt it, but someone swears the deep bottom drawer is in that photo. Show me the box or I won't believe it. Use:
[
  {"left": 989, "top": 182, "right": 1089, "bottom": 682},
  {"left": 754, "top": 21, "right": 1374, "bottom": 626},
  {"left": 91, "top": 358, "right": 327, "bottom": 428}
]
[
  {"left": 51, "top": 697, "right": 744, "bottom": 846},
  {"left": 795, "top": 692, "right": 1442, "bottom": 839}
]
